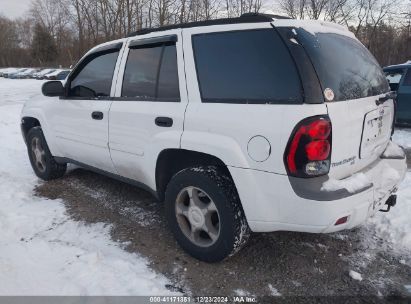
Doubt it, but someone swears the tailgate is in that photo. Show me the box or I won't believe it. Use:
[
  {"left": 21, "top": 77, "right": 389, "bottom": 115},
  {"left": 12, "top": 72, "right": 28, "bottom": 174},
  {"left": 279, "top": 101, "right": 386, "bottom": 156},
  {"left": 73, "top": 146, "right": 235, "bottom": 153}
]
[
  {"left": 326, "top": 97, "right": 394, "bottom": 179},
  {"left": 284, "top": 24, "right": 393, "bottom": 179}
]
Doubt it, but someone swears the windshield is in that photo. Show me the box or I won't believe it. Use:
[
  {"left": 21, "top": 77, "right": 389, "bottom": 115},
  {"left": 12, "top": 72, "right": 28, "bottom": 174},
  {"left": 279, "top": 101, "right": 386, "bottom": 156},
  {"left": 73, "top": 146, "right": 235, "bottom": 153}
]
[{"left": 296, "top": 29, "right": 389, "bottom": 101}]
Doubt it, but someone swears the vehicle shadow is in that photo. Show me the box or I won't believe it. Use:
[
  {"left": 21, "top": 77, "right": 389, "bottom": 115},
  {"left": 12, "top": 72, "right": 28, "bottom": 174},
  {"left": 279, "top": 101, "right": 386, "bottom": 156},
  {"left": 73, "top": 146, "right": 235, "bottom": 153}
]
[{"left": 35, "top": 166, "right": 411, "bottom": 297}]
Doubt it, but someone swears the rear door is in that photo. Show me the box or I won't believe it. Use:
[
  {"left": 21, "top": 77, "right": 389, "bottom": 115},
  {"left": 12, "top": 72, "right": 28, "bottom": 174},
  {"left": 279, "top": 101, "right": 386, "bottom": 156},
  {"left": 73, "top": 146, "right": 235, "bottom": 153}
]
[
  {"left": 109, "top": 30, "right": 188, "bottom": 189},
  {"left": 293, "top": 27, "right": 393, "bottom": 179}
]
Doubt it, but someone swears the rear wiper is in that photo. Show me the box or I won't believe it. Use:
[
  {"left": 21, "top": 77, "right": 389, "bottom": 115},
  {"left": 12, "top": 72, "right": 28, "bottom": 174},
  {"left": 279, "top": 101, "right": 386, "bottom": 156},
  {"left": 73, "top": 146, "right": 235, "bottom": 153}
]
[{"left": 376, "top": 91, "right": 396, "bottom": 106}]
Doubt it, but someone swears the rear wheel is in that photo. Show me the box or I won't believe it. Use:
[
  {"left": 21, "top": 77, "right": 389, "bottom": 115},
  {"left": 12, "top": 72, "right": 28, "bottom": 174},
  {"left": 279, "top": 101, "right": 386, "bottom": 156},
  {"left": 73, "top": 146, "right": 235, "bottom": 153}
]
[
  {"left": 165, "top": 166, "right": 250, "bottom": 262},
  {"left": 27, "top": 127, "right": 67, "bottom": 181}
]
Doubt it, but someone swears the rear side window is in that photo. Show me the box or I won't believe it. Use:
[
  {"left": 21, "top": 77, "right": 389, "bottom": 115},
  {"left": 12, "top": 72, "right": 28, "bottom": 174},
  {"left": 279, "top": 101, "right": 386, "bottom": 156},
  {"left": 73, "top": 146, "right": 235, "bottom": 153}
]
[
  {"left": 296, "top": 30, "right": 389, "bottom": 101},
  {"left": 122, "top": 43, "right": 180, "bottom": 101},
  {"left": 385, "top": 69, "right": 404, "bottom": 85},
  {"left": 69, "top": 51, "right": 119, "bottom": 98},
  {"left": 192, "top": 29, "right": 303, "bottom": 104},
  {"left": 158, "top": 45, "right": 180, "bottom": 99}
]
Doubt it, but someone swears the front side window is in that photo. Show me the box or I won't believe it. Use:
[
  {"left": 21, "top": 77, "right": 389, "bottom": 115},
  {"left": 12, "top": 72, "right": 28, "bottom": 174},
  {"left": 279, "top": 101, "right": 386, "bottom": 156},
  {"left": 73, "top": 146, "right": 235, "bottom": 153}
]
[
  {"left": 192, "top": 29, "right": 303, "bottom": 104},
  {"left": 69, "top": 51, "right": 119, "bottom": 98},
  {"left": 122, "top": 43, "right": 180, "bottom": 101}
]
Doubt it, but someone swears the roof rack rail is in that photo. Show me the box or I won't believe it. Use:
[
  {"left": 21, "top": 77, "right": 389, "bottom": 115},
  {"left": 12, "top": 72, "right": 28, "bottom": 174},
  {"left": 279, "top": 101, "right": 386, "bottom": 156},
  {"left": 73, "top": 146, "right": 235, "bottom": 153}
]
[
  {"left": 240, "top": 12, "right": 291, "bottom": 20},
  {"left": 127, "top": 13, "right": 290, "bottom": 37}
]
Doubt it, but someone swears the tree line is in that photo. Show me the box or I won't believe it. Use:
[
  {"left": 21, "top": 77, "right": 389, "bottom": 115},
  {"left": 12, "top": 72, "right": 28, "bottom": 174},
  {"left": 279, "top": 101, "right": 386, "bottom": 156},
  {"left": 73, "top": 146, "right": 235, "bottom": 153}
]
[{"left": 0, "top": 0, "right": 409, "bottom": 68}]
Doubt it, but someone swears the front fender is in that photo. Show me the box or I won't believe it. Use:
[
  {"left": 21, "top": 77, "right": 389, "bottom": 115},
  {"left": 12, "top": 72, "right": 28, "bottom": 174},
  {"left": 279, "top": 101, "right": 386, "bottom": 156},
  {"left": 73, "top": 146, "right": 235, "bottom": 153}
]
[{"left": 21, "top": 107, "right": 63, "bottom": 157}]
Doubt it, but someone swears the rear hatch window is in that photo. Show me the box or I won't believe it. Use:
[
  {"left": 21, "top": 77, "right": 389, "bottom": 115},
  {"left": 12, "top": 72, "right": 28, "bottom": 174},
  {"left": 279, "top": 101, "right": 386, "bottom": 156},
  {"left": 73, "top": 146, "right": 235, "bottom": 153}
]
[
  {"left": 287, "top": 27, "right": 394, "bottom": 178},
  {"left": 295, "top": 29, "right": 389, "bottom": 101}
]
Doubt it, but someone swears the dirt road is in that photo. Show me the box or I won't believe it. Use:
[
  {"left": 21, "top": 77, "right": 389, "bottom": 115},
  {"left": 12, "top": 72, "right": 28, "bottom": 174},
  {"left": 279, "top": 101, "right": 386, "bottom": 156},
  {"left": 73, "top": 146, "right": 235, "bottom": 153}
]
[{"left": 35, "top": 160, "right": 411, "bottom": 300}]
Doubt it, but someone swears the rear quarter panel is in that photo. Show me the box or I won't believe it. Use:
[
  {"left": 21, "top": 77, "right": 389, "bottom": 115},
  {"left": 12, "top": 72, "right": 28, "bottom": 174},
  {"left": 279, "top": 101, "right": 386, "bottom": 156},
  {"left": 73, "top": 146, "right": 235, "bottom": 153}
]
[{"left": 181, "top": 23, "right": 328, "bottom": 174}]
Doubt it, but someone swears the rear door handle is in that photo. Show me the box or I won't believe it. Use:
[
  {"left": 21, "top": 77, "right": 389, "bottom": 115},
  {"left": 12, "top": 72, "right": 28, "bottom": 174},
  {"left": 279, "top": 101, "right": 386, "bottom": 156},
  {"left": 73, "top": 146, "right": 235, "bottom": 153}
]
[
  {"left": 155, "top": 117, "right": 173, "bottom": 127},
  {"left": 91, "top": 111, "right": 104, "bottom": 120}
]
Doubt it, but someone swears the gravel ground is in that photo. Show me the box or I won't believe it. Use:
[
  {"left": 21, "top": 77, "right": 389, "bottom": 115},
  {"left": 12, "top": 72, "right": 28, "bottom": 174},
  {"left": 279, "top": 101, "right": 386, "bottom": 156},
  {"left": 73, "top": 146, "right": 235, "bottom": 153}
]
[{"left": 34, "top": 156, "right": 411, "bottom": 300}]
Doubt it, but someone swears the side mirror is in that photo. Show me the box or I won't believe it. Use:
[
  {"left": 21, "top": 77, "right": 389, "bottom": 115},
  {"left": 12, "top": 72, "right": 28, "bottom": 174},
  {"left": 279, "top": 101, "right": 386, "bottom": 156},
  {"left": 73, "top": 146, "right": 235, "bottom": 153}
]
[{"left": 42, "top": 81, "right": 64, "bottom": 97}]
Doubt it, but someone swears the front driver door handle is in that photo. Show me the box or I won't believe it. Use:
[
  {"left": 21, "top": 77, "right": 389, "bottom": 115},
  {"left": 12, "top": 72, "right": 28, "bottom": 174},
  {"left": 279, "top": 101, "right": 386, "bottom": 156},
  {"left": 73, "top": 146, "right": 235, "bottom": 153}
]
[
  {"left": 91, "top": 111, "right": 104, "bottom": 120},
  {"left": 155, "top": 117, "right": 173, "bottom": 127}
]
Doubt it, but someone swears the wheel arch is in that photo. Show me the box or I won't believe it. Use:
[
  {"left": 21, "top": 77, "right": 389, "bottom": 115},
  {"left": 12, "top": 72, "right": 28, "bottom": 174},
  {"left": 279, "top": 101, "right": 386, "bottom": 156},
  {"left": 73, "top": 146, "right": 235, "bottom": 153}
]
[
  {"left": 21, "top": 112, "right": 62, "bottom": 157},
  {"left": 21, "top": 116, "right": 41, "bottom": 143},
  {"left": 155, "top": 149, "right": 234, "bottom": 202}
]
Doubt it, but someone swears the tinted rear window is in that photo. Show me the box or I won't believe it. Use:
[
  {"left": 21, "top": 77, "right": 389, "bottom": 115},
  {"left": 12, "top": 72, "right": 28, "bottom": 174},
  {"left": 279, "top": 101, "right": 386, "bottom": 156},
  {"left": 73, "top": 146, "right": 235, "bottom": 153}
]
[
  {"left": 157, "top": 45, "right": 180, "bottom": 99},
  {"left": 122, "top": 46, "right": 162, "bottom": 99},
  {"left": 122, "top": 44, "right": 180, "bottom": 101},
  {"left": 192, "top": 29, "right": 303, "bottom": 104},
  {"left": 296, "top": 30, "right": 389, "bottom": 101}
]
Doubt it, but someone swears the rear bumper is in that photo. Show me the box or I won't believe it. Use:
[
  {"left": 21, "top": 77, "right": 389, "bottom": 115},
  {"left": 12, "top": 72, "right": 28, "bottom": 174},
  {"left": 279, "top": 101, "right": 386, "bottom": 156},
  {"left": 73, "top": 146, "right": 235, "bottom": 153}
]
[{"left": 229, "top": 146, "right": 407, "bottom": 233}]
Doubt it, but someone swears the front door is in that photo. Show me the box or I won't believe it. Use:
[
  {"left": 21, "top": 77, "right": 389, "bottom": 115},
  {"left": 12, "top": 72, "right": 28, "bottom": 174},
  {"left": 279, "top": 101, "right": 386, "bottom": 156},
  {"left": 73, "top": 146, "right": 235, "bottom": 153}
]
[{"left": 47, "top": 42, "right": 124, "bottom": 173}]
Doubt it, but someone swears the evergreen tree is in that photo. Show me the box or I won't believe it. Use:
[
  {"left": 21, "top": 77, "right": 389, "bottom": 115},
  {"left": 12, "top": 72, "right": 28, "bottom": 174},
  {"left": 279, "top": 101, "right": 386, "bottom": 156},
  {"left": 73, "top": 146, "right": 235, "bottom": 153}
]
[{"left": 30, "top": 23, "right": 57, "bottom": 66}]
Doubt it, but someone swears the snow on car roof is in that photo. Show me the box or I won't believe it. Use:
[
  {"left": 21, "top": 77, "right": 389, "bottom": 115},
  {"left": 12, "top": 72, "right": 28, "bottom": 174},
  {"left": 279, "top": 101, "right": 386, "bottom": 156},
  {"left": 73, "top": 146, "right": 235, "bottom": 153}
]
[{"left": 273, "top": 19, "right": 354, "bottom": 39}]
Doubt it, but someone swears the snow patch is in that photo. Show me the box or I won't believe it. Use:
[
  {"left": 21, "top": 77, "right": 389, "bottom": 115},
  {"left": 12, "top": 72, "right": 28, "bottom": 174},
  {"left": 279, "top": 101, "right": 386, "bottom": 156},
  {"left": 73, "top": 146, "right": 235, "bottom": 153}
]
[
  {"left": 392, "top": 129, "right": 411, "bottom": 149},
  {"left": 268, "top": 284, "right": 281, "bottom": 296},
  {"left": 0, "top": 79, "right": 177, "bottom": 295},
  {"left": 274, "top": 19, "right": 354, "bottom": 38},
  {"left": 234, "top": 289, "right": 250, "bottom": 296},
  {"left": 369, "top": 172, "right": 411, "bottom": 256},
  {"left": 349, "top": 270, "right": 363, "bottom": 281},
  {"left": 382, "top": 141, "right": 405, "bottom": 158},
  {"left": 321, "top": 172, "right": 371, "bottom": 193}
]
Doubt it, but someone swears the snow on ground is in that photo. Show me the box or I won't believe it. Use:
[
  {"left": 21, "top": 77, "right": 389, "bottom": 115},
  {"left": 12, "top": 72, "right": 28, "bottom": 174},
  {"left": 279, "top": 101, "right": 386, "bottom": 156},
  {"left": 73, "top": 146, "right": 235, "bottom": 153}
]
[
  {"left": 349, "top": 270, "right": 363, "bottom": 281},
  {"left": 0, "top": 79, "right": 177, "bottom": 295},
  {"left": 393, "top": 129, "right": 411, "bottom": 149},
  {"left": 267, "top": 284, "right": 282, "bottom": 296},
  {"left": 367, "top": 129, "right": 411, "bottom": 257}
]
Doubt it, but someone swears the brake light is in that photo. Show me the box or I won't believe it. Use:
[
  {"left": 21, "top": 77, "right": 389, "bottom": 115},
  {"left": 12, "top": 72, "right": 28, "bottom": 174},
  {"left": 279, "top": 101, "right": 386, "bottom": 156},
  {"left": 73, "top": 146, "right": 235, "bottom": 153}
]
[
  {"left": 284, "top": 116, "right": 332, "bottom": 177},
  {"left": 306, "top": 140, "right": 330, "bottom": 161},
  {"left": 308, "top": 120, "right": 331, "bottom": 139}
]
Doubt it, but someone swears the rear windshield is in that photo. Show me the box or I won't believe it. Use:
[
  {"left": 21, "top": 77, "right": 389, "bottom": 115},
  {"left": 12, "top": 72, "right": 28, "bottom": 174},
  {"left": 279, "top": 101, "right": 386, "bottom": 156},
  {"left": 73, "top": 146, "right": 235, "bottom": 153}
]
[{"left": 296, "top": 29, "right": 389, "bottom": 101}]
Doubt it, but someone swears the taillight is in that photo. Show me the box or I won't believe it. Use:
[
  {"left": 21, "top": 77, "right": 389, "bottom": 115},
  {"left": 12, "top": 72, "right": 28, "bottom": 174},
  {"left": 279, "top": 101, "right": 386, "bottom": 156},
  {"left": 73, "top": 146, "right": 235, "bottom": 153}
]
[{"left": 284, "top": 116, "right": 332, "bottom": 177}]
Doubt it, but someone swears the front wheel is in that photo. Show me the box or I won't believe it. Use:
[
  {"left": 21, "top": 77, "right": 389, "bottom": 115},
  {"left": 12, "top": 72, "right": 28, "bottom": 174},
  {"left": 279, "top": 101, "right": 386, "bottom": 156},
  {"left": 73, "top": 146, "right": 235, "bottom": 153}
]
[
  {"left": 165, "top": 166, "right": 250, "bottom": 262},
  {"left": 26, "top": 127, "right": 67, "bottom": 181}
]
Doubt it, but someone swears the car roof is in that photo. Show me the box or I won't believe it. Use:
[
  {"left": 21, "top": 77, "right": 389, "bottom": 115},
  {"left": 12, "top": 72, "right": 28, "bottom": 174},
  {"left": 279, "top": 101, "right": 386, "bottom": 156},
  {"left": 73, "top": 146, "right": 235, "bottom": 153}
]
[
  {"left": 383, "top": 62, "right": 411, "bottom": 70},
  {"left": 126, "top": 13, "right": 353, "bottom": 41},
  {"left": 127, "top": 13, "right": 290, "bottom": 37}
]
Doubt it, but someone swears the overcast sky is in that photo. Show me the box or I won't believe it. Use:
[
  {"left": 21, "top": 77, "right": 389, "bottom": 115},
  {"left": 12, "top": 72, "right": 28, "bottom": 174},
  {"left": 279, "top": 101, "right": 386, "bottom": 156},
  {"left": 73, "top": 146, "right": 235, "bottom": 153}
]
[{"left": 0, "top": 0, "right": 32, "bottom": 19}]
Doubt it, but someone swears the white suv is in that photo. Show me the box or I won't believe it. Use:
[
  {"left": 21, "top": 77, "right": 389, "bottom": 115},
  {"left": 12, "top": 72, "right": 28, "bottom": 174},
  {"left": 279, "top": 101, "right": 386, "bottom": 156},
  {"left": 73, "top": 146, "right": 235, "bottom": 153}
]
[{"left": 21, "top": 13, "right": 407, "bottom": 262}]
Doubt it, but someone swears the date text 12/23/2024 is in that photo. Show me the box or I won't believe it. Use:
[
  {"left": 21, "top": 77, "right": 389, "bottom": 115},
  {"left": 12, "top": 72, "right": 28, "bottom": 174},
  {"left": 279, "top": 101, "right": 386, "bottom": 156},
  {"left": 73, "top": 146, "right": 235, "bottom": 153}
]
[{"left": 149, "top": 296, "right": 257, "bottom": 303}]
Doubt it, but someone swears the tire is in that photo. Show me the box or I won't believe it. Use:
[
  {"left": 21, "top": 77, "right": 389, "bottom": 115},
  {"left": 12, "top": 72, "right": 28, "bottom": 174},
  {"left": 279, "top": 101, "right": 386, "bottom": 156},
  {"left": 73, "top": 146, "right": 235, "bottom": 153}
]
[
  {"left": 165, "top": 166, "right": 250, "bottom": 262},
  {"left": 26, "top": 127, "right": 67, "bottom": 181}
]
